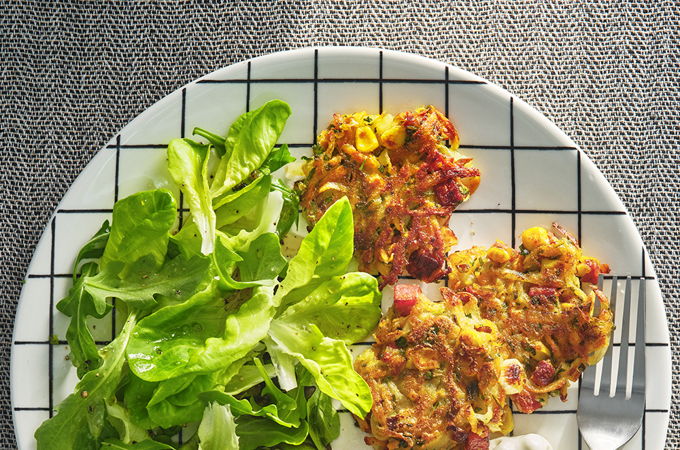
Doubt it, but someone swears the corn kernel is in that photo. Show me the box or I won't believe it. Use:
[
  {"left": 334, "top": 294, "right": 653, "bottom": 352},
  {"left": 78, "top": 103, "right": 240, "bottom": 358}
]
[
  {"left": 487, "top": 247, "right": 510, "bottom": 264},
  {"left": 576, "top": 263, "right": 591, "bottom": 277},
  {"left": 380, "top": 125, "right": 407, "bottom": 149},
  {"left": 377, "top": 150, "right": 393, "bottom": 172},
  {"left": 355, "top": 126, "right": 379, "bottom": 153},
  {"left": 521, "top": 227, "right": 550, "bottom": 251},
  {"left": 373, "top": 113, "right": 394, "bottom": 135}
]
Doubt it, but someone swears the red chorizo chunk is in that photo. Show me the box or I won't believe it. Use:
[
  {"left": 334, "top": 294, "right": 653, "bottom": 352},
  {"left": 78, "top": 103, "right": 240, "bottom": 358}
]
[
  {"left": 393, "top": 284, "right": 422, "bottom": 316},
  {"left": 531, "top": 360, "right": 556, "bottom": 387}
]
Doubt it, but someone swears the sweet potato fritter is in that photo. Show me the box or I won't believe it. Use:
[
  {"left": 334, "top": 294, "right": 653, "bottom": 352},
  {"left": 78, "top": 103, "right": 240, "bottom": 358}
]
[
  {"left": 295, "top": 107, "right": 479, "bottom": 287},
  {"left": 355, "top": 225, "right": 613, "bottom": 450}
]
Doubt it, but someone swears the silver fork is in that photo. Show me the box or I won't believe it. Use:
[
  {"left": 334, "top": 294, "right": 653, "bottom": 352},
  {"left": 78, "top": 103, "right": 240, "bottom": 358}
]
[{"left": 577, "top": 276, "right": 646, "bottom": 450}]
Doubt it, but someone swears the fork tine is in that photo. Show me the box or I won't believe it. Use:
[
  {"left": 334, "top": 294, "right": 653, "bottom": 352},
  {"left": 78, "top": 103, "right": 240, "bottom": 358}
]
[
  {"left": 615, "top": 277, "right": 633, "bottom": 395},
  {"left": 581, "top": 275, "right": 606, "bottom": 391},
  {"left": 632, "top": 278, "right": 646, "bottom": 393},
  {"left": 580, "top": 352, "right": 598, "bottom": 391},
  {"left": 599, "top": 276, "right": 618, "bottom": 395}
]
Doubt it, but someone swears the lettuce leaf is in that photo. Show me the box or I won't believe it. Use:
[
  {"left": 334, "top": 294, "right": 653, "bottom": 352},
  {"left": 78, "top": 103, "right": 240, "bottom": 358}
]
[
  {"left": 277, "top": 272, "right": 381, "bottom": 344},
  {"left": 237, "top": 232, "right": 287, "bottom": 283},
  {"left": 275, "top": 197, "right": 354, "bottom": 307},
  {"left": 99, "top": 190, "right": 177, "bottom": 275},
  {"left": 104, "top": 398, "right": 149, "bottom": 445},
  {"left": 122, "top": 376, "right": 158, "bottom": 431},
  {"left": 265, "top": 338, "right": 298, "bottom": 391},
  {"left": 127, "top": 284, "right": 276, "bottom": 381},
  {"left": 261, "top": 144, "right": 295, "bottom": 174},
  {"left": 267, "top": 319, "right": 373, "bottom": 418},
  {"left": 213, "top": 175, "right": 270, "bottom": 226},
  {"left": 198, "top": 402, "right": 239, "bottom": 450},
  {"left": 222, "top": 361, "right": 276, "bottom": 395},
  {"left": 212, "top": 232, "right": 286, "bottom": 291},
  {"left": 167, "top": 138, "right": 216, "bottom": 255},
  {"left": 223, "top": 110, "right": 256, "bottom": 160},
  {"left": 193, "top": 126, "right": 226, "bottom": 156},
  {"left": 217, "top": 188, "right": 284, "bottom": 254},
  {"left": 145, "top": 373, "right": 214, "bottom": 429},
  {"left": 211, "top": 100, "right": 291, "bottom": 197}
]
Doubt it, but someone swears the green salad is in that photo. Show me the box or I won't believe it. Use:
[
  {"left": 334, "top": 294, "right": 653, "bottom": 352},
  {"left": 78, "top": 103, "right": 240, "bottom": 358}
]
[{"left": 35, "top": 100, "right": 383, "bottom": 450}]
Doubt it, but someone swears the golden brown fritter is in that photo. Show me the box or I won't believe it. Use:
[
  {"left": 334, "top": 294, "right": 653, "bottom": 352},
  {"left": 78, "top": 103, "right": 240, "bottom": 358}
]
[
  {"left": 355, "top": 225, "right": 613, "bottom": 449},
  {"left": 296, "top": 107, "right": 479, "bottom": 287}
]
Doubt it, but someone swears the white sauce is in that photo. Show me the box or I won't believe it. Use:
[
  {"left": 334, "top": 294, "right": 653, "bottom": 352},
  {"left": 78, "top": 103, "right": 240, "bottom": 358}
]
[{"left": 489, "top": 434, "right": 553, "bottom": 450}]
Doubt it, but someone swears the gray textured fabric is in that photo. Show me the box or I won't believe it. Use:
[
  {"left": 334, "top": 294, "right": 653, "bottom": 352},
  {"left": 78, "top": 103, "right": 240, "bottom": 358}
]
[{"left": 1, "top": 1, "right": 678, "bottom": 448}]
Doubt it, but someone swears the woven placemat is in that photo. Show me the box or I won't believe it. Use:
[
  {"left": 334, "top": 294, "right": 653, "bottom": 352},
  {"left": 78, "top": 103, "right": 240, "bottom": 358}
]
[{"left": 1, "top": 1, "right": 678, "bottom": 448}]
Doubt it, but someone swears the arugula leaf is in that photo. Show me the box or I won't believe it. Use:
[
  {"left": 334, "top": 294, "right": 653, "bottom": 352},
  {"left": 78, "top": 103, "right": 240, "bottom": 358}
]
[
  {"left": 167, "top": 139, "right": 216, "bottom": 255},
  {"left": 127, "top": 284, "right": 276, "bottom": 381},
  {"left": 211, "top": 232, "right": 285, "bottom": 291},
  {"left": 198, "top": 402, "right": 239, "bottom": 450},
  {"left": 199, "top": 391, "right": 295, "bottom": 427},
  {"left": 84, "top": 252, "right": 211, "bottom": 311},
  {"left": 307, "top": 388, "right": 340, "bottom": 450},
  {"left": 275, "top": 196, "right": 354, "bottom": 307},
  {"left": 211, "top": 100, "right": 291, "bottom": 197},
  {"left": 100, "top": 190, "right": 177, "bottom": 275},
  {"left": 261, "top": 144, "right": 295, "bottom": 174},
  {"left": 56, "top": 263, "right": 110, "bottom": 377},
  {"left": 72, "top": 220, "right": 110, "bottom": 282},
  {"left": 236, "top": 416, "right": 309, "bottom": 450},
  {"left": 268, "top": 319, "right": 373, "bottom": 418},
  {"left": 252, "top": 357, "right": 301, "bottom": 426},
  {"left": 271, "top": 178, "right": 300, "bottom": 238},
  {"left": 35, "top": 311, "right": 139, "bottom": 450},
  {"left": 193, "top": 127, "right": 226, "bottom": 156},
  {"left": 278, "top": 272, "right": 382, "bottom": 344}
]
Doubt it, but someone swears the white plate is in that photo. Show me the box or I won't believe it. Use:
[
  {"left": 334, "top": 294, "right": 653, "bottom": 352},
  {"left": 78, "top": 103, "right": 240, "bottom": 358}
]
[{"left": 10, "top": 47, "right": 671, "bottom": 449}]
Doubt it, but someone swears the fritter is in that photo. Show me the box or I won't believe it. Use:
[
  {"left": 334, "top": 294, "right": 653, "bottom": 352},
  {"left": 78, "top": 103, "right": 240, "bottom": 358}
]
[
  {"left": 355, "top": 225, "right": 613, "bottom": 449},
  {"left": 296, "top": 107, "right": 480, "bottom": 287}
]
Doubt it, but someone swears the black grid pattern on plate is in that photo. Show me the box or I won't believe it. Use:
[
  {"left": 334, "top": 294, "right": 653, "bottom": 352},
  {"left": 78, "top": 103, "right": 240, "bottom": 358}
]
[{"left": 9, "top": 50, "right": 668, "bottom": 450}]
